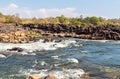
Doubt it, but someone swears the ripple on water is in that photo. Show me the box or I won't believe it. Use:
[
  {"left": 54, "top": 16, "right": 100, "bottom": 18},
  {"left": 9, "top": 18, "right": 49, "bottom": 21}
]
[
  {"left": 0, "top": 38, "right": 120, "bottom": 79},
  {"left": 99, "top": 66, "right": 120, "bottom": 78}
]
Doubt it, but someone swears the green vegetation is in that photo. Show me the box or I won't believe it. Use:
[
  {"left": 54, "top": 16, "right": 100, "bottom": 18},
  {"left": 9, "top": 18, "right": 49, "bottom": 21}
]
[{"left": 0, "top": 12, "right": 120, "bottom": 26}]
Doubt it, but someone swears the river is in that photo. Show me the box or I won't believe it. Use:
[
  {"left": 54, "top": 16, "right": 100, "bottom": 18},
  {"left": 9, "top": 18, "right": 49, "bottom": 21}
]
[{"left": 0, "top": 38, "right": 120, "bottom": 79}]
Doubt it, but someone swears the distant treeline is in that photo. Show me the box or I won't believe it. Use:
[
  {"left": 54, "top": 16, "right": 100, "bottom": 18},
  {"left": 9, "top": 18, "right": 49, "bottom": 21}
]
[{"left": 0, "top": 12, "right": 120, "bottom": 26}]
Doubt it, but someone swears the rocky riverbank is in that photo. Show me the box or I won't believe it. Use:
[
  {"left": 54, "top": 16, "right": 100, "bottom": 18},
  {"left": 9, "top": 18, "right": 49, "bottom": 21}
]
[
  {"left": 23, "top": 24, "right": 120, "bottom": 40},
  {"left": 0, "top": 24, "right": 120, "bottom": 43},
  {"left": 0, "top": 25, "right": 42, "bottom": 43}
]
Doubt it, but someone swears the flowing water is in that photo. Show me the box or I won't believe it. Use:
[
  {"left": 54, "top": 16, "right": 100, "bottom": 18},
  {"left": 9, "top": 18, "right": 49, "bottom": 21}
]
[{"left": 0, "top": 38, "right": 120, "bottom": 79}]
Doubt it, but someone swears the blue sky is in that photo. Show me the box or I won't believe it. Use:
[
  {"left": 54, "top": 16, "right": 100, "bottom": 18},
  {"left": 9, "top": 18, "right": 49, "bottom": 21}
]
[{"left": 0, "top": 0, "right": 120, "bottom": 18}]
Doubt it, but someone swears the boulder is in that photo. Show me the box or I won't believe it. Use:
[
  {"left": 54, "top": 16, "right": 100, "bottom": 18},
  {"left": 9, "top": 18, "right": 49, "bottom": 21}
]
[
  {"left": 7, "top": 47, "right": 24, "bottom": 52},
  {"left": 26, "top": 74, "right": 42, "bottom": 79},
  {"left": 44, "top": 75, "right": 57, "bottom": 79},
  {"left": 26, "top": 74, "right": 57, "bottom": 79}
]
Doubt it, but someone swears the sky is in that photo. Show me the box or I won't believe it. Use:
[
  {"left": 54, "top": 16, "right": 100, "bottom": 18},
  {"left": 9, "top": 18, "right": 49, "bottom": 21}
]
[{"left": 0, "top": 0, "right": 120, "bottom": 19}]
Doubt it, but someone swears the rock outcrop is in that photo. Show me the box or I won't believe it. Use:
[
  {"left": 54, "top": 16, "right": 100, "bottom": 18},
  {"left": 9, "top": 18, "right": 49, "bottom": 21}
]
[
  {"left": 0, "top": 24, "right": 120, "bottom": 43},
  {"left": 23, "top": 24, "right": 120, "bottom": 40},
  {"left": 0, "top": 26, "right": 41, "bottom": 43}
]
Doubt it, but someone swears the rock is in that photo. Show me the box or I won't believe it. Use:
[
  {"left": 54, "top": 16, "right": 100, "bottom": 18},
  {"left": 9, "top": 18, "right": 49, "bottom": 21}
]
[
  {"left": 44, "top": 75, "right": 57, "bottom": 79},
  {"left": 80, "top": 73, "right": 103, "bottom": 79},
  {"left": 26, "top": 74, "right": 57, "bottom": 79},
  {"left": 0, "top": 24, "right": 120, "bottom": 43},
  {"left": 37, "top": 51, "right": 47, "bottom": 55},
  {"left": 53, "top": 39, "right": 62, "bottom": 43},
  {"left": 0, "top": 26, "right": 42, "bottom": 43},
  {"left": 23, "top": 24, "right": 120, "bottom": 40},
  {"left": 43, "top": 37, "right": 53, "bottom": 42},
  {"left": 0, "top": 51, "right": 12, "bottom": 57},
  {"left": 7, "top": 47, "right": 24, "bottom": 52},
  {"left": 26, "top": 74, "right": 42, "bottom": 79}
]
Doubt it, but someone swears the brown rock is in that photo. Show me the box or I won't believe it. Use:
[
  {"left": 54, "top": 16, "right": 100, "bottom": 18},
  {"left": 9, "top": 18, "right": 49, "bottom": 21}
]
[
  {"left": 44, "top": 75, "right": 57, "bottom": 79},
  {"left": 26, "top": 74, "right": 42, "bottom": 79}
]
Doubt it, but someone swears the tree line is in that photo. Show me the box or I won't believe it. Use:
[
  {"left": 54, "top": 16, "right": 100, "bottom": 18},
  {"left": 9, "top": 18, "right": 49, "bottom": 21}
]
[{"left": 0, "top": 12, "right": 120, "bottom": 26}]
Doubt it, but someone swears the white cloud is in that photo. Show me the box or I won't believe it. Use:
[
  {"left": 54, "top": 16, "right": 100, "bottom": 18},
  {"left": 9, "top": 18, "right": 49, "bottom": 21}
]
[
  {"left": 9, "top": 3, "right": 19, "bottom": 8},
  {"left": 1, "top": 3, "right": 33, "bottom": 18},
  {"left": 38, "top": 8, "right": 49, "bottom": 18},
  {"left": 37, "top": 8, "right": 79, "bottom": 18},
  {"left": 0, "top": 3, "right": 80, "bottom": 18}
]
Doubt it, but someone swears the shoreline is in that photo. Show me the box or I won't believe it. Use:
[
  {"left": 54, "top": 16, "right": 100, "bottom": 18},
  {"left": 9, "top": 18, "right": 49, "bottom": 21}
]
[{"left": 0, "top": 24, "right": 120, "bottom": 43}]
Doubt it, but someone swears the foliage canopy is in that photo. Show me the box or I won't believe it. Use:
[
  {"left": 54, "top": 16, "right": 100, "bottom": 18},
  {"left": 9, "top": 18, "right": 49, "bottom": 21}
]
[{"left": 0, "top": 12, "right": 120, "bottom": 26}]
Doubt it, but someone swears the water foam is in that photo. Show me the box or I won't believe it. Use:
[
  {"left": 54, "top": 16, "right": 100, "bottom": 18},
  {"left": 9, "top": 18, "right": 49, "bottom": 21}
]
[
  {"left": 66, "top": 58, "right": 79, "bottom": 64},
  {"left": 0, "top": 39, "right": 77, "bottom": 52},
  {"left": 50, "top": 68, "right": 85, "bottom": 79},
  {"left": 0, "top": 54, "right": 6, "bottom": 58},
  {"left": 18, "top": 68, "right": 85, "bottom": 79}
]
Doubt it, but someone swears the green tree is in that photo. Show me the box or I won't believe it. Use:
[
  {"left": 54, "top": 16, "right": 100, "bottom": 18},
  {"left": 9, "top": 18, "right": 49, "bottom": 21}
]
[
  {"left": 52, "top": 18, "right": 59, "bottom": 24},
  {"left": 32, "top": 17, "right": 39, "bottom": 24},
  {"left": 56, "top": 15, "right": 70, "bottom": 24},
  {"left": 0, "top": 12, "right": 5, "bottom": 23},
  {"left": 70, "top": 18, "right": 81, "bottom": 26},
  {"left": 89, "top": 16, "right": 101, "bottom": 26},
  {"left": 0, "top": 12, "right": 3, "bottom": 17},
  {"left": 5, "top": 14, "right": 21, "bottom": 23}
]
